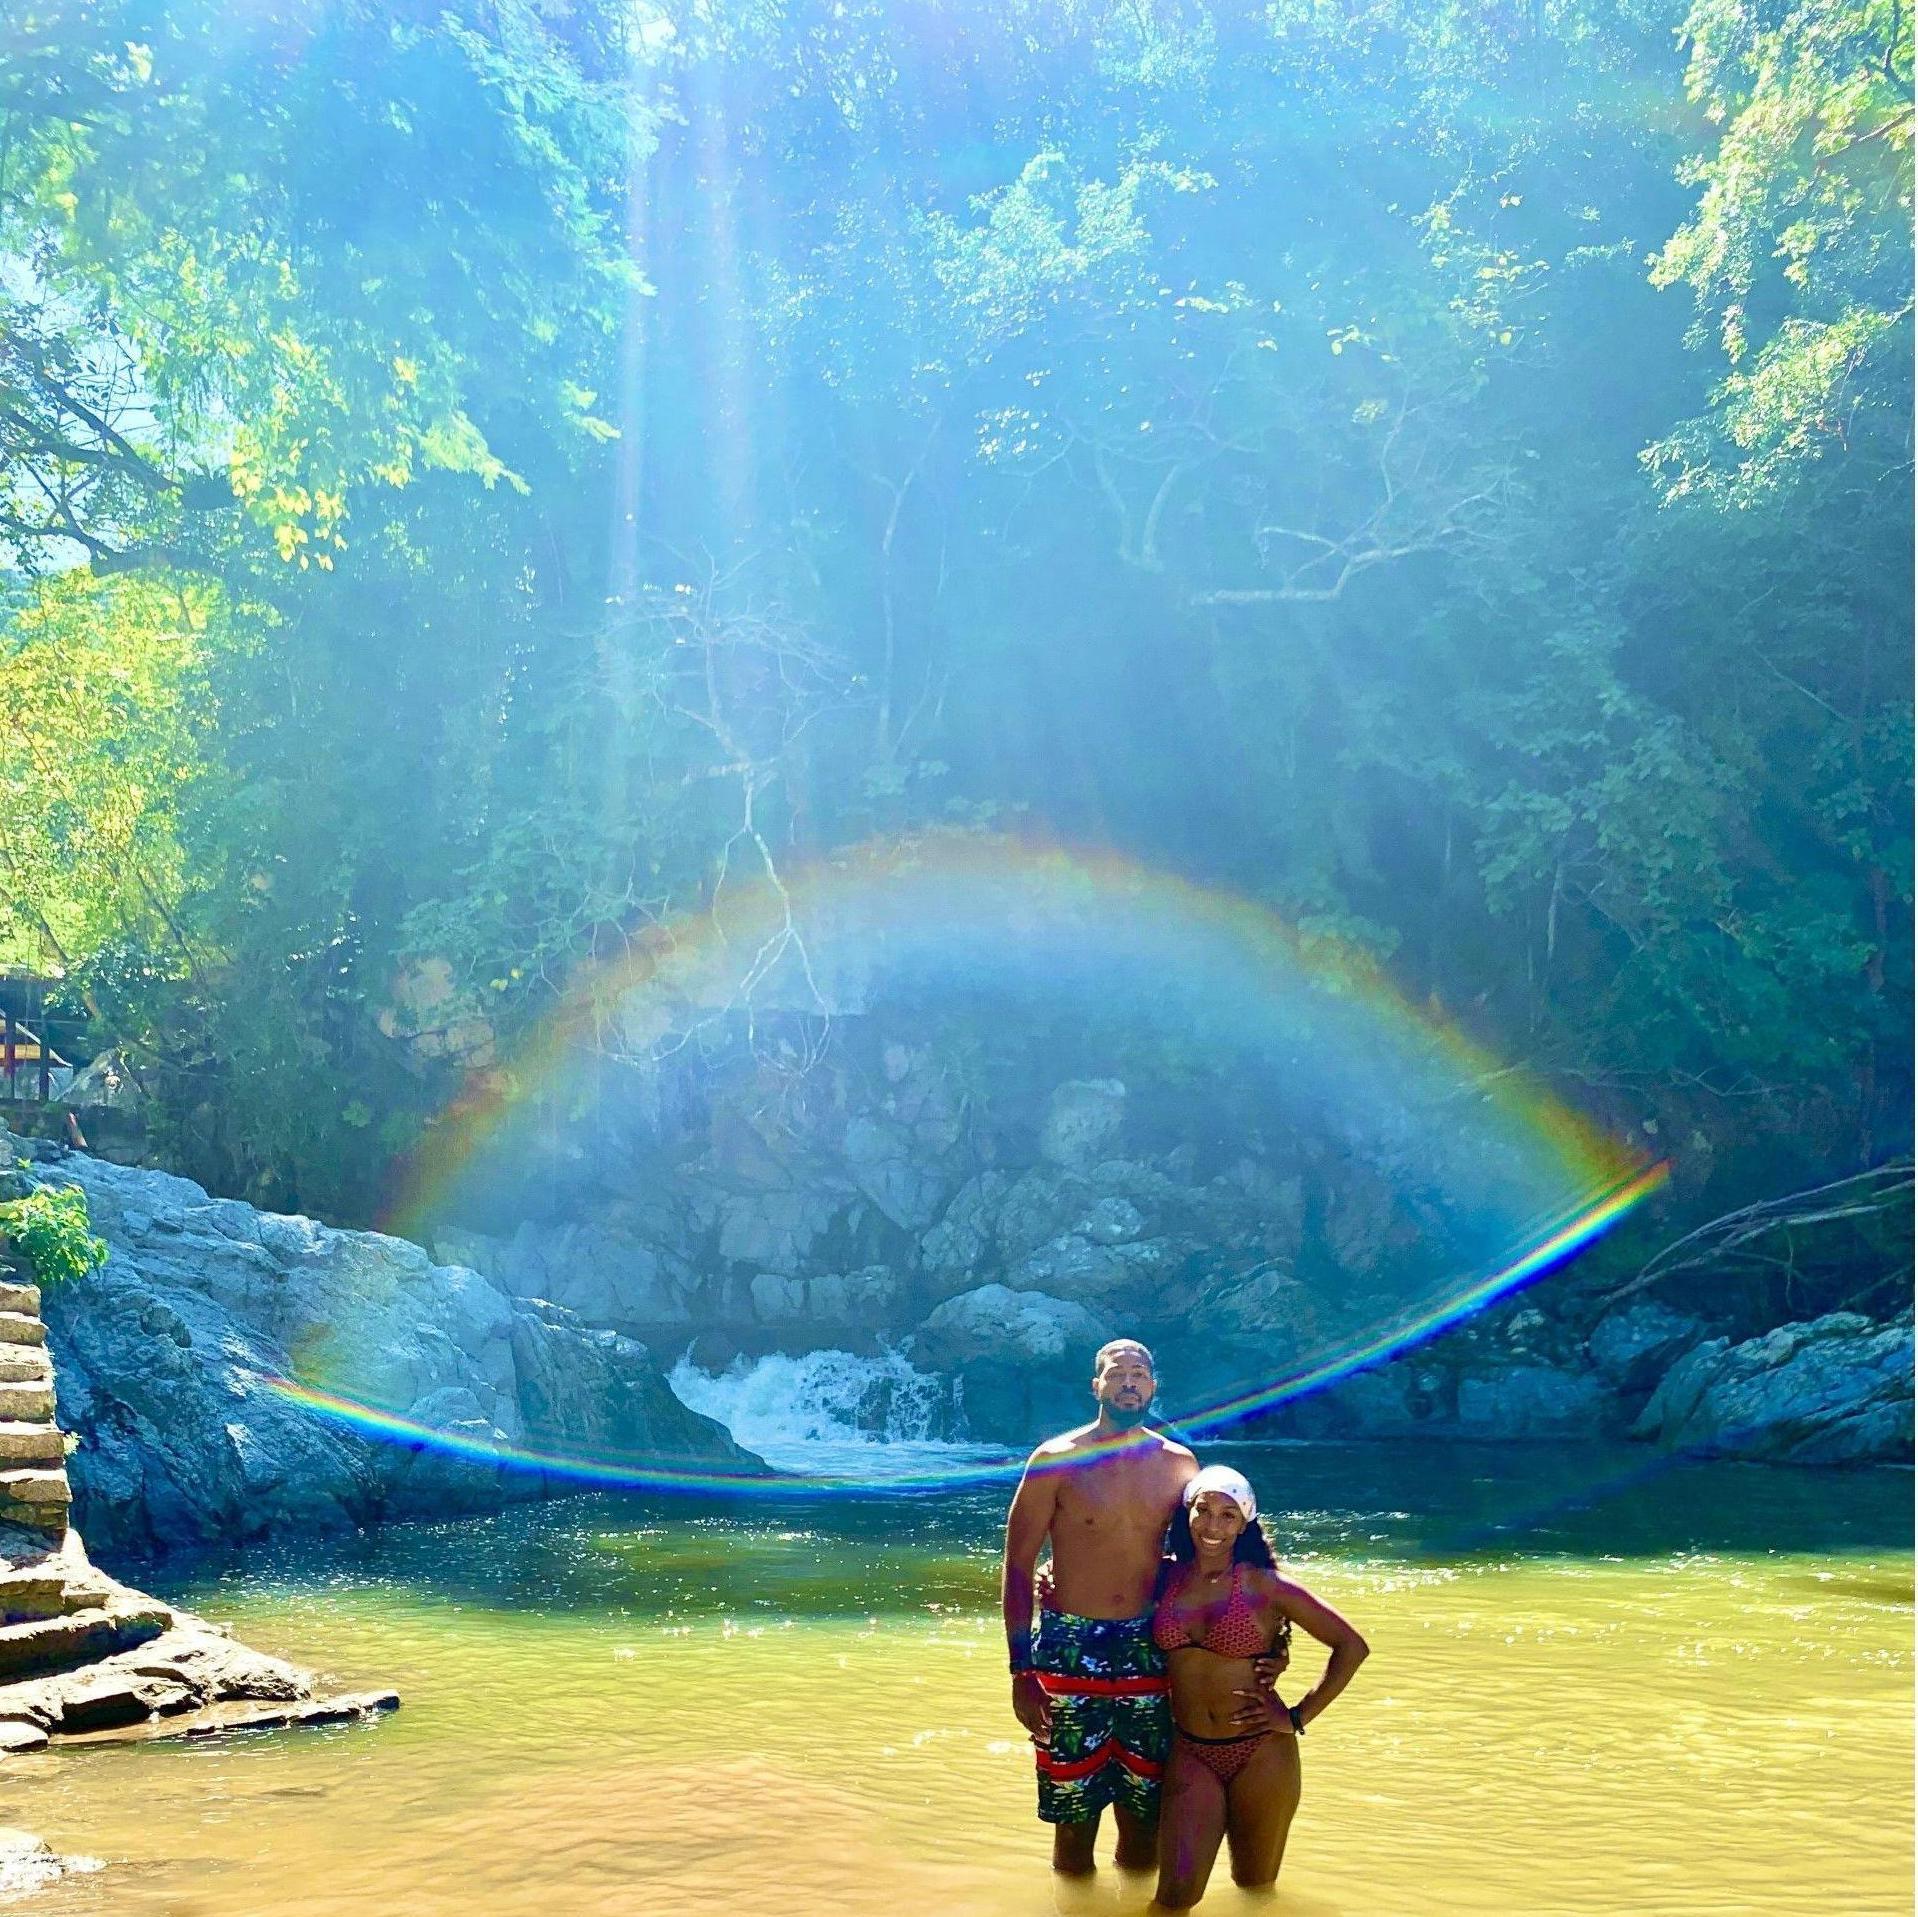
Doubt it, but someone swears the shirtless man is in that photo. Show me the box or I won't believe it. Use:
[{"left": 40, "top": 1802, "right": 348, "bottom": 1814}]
[{"left": 1004, "top": 1339, "right": 1279, "bottom": 1874}]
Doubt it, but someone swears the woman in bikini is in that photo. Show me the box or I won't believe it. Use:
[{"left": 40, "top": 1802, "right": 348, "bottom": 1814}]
[{"left": 1151, "top": 1465, "right": 1369, "bottom": 1910}]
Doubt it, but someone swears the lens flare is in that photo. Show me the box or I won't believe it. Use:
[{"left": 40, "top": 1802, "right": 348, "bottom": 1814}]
[
  {"left": 268, "top": 833, "right": 1667, "bottom": 1494},
  {"left": 261, "top": 1160, "right": 1663, "bottom": 1496}
]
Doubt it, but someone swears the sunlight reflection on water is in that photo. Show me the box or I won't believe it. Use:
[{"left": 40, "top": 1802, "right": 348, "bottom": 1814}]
[{"left": 6, "top": 1449, "right": 1911, "bottom": 1917}]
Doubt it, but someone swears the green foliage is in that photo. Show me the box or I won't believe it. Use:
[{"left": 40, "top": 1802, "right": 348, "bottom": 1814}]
[
  {"left": 0, "top": 0, "right": 1907, "bottom": 1222},
  {"left": 0, "top": 1183, "right": 108, "bottom": 1288},
  {"left": 1648, "top": 0, "right": 1914, "bottom": 499}
]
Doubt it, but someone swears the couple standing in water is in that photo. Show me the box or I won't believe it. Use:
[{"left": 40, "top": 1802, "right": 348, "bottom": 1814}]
[{"left": 1004, "top": 1340, "right": 1369, "bottom": 1909}]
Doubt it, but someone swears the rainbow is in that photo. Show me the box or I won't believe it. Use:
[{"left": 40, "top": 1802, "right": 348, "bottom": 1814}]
[
  {"left": 378, "top": 830, "right": 1651, "bottom": 1241},
  {"left": 268, "top": 835, "right": 1667, "bottom": 1494}
]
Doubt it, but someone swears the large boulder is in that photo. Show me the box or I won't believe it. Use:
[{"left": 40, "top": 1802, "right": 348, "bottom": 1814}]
[
  {"left": 908, "top": 1284, "right": 1114, "bottom": 1447},
  {"left": 1587, "top": 1301, "right": 1709, "bottom": 1397},
  {"left": 1632, "top": 1312, "right": 1913, "bottom": 1465},
  {"left": 30, "top": 1147, "right": 759, "bottom": 1555},
  {"left": 919, "top": 1170, "right": 1012, "bottom": 1295},
  {"left": 912, "top": 1284, "right": 1112, "bottom": 1368},
  {"left": 433, "top": 1215, "right": 698, "bottom": 1332}
]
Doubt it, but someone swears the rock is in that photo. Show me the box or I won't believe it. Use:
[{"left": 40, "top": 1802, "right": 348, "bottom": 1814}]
[
  {"left": 1587, "top": 1302, "right": 1709, "bottom": 1395},
  {"left": 912, "top": 1285, "right": 1111, "bottom": 1367},
  {"left": 1039, "top": 1080, "right": 1127, "bottom": 1171},
  {"left": 747, "top": 1267, "right": 899, "bottom": 1326},
  {"left": 1632, "top": 1311, "right": 1913, "bottom": 1465},
  {"left": 508, "top": 1299, "right": 756, "bottom": 1473},
  {"left": 0, "top": 1722, "right": 45, "bottom": 1753},
  {"left": 1004, "top": 1233, "right": 1179, "bottom": 1314},
  {"left": 840, "top": 1116, "right": 954, "bottom": 1232},
  {"left": 436, "top": 1214, "right": 699, "bottom": 1332},
  {"left": 180, "top": 1690, "right": 400, "bottom": 1738},
  {"left": 1273, "top": 1363, "right": 1443, "bottom": 1440},
  {"left": 1192, "top": 1263, "right": 1319, "bottom": 1340},
  {"left": 0, "top": 1828, "right": 74, "bottom": 1895},
  {"left": 715, "top": 1186, "right": 851, "bottom": 1276},
  {"left": 920, "top": 1171, "right": 1011, "bottom": 1293},
  {"left": 0, "top": 1599, "right": 169, "bottom": 1683},
  {"left": 1077, "top": 1196, "right": 1145, "bottom": 1245},
  {"left": 24, "top": 1143, "right": 759, "bottom": 1554},
  {"left": 1455, "top": 1364, "right": 1607, "bottom": 1438},
  {"left": 909, "top": 1285, "right": 1115, "bottom": 1448}
]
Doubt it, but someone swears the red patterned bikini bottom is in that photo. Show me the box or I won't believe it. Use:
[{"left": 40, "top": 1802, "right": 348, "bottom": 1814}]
[{"left": 1173, "top": 1727, "right": 1278, "bottom": 1785}]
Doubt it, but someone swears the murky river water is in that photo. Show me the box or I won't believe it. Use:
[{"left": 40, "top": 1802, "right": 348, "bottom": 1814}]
[{"left": 6, "top": 1444, "right": 1910, "bottom": 1915}]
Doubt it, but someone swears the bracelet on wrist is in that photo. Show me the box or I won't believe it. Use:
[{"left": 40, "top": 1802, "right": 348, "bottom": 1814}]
[{"left": 1287, "top": 1703, "right": 1305, "bottom": 1736}]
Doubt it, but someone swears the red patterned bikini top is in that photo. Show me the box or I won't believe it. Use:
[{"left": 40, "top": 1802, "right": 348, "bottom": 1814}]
[{"left": 1152, "top": 1562, "right": 1269, "bottom": 1659}]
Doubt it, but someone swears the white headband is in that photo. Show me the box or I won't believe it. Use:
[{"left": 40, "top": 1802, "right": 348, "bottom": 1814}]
[{"left": 1183, "top": 1465, "right": 1257, "bottom": 1526}]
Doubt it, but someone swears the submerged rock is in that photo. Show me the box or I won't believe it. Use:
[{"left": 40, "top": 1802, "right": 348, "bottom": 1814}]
[
  {"left": 23, "top": 1140, "right": 760, "bottom": 1555},
  {"left": 0, "top": 1827, "right": 90, "bottom": 1895},
  {"left": 1632, "top": 1311, "right": 1914, "bottom": 1465}
]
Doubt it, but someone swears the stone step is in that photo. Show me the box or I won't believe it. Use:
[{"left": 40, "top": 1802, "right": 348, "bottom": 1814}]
[
  {"left": 0, "top": 1426, "right": 63, "bottom": 1469},
  {"left": 0, "top": 1385, "right": 52, "bottom": 1424},
  {"left": 0, "top": 1317, "right": 44, "bottom": 1351},
  {"left": 0, "top": 1284, "right": 39, "bottom": 1318},
  {"left": 0, "top": 1603, "right": 169, "bottom": 1683},
  {"left": 0, "top": 1471, "right": 68, "bottom": 1516},
  {"left": 0, "top": 1353, "right": 49, "bottom": 1387},
  {"left": 0, "top": 1574, "right": 82, "bottom": 1626}
]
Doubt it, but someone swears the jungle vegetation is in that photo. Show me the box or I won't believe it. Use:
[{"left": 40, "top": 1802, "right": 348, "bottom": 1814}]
[{"left": 0, "top": 1, "right": 1909, "bottom": 1258}]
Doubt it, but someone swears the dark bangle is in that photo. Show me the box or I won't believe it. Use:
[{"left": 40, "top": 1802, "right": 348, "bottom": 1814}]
[
  {"left": 1287, "top": 1703, "right": 1305, "bottom": 1736},
  {"left": 1010, "top": 1650, "right": 1035, "bottom": 1676}
]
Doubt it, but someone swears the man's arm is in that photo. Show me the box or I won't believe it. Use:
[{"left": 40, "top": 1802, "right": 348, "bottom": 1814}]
[{"left": 1003, "top": 1452, "right": 1060, "bottom": 1743}]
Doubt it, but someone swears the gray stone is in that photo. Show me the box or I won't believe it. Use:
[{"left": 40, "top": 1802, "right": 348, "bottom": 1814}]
[
  {"left": 1039, "top": 1080, "right": 1127, "bottom": 1172},
  {"left": 1587, "top": 1302, "right": 1708, "bottom": 1394},
  {"left": 841, "top": 1117, "right": 953, "bottom": 1232},
  {"left": 23, "top": 1146, "right": 758, "bottom": 1554},
  {"left": 715, "top": 1186, "right": 849, "bottom": 1275},
  {"left": 920, "top": 1171, "right": 1011, "bottom": 1292},
  {"left": 1077, "top": 1196, "right": 1145, "bottom": 1245},
  {"left": 912, "top": 1285, "right": 1111, "bottom": 1367},
  {"left": 1456, "top": 1364, "right": 1607, "bottom": 1437},
  {"left": 748, "top": 1267, "right": 898, "bottom": 1326},
  {"left": 1004, "top": 1233, "right": 1178, "bottom": 1314},
  {"left": 437, "top": 1216, "right": 699, "bottom": 1330},
  {"left": 1632, "top": 1311, "right": 1913, "bottom": 1465}
]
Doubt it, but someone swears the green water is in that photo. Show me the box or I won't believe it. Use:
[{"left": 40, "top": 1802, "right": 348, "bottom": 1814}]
[{"left": 6, "top": 1444, "right": 1911, "bottom": 1916}]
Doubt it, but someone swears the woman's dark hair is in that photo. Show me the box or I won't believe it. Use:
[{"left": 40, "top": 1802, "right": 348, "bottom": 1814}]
[{"left": 1166, "top": 1499, "right": 1278, "bottom": 1569}]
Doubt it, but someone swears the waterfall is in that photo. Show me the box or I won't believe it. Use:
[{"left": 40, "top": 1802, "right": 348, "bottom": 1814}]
[{"left": 666, "top": 1348, "right": 1005, "bottom": 1479}]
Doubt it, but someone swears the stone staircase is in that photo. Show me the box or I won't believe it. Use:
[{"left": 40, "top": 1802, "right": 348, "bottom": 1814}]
[
  {"left": 0, "top": 1274, "right": 70, "bottom": 1544},
  {"left": 0, "top": 1235, "right": 394, "bottom": 1751},
  {"left": 0, "top": 1262, "right": 173, "bottom": 1699}
]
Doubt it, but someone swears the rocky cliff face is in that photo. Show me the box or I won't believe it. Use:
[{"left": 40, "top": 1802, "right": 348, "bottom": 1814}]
[
  {"left": 408, "top": 1031, "right": 1911, "bottom": 1465},
  {"left": 1, "top": 1130, "right": 758, "bottom": 1557}
]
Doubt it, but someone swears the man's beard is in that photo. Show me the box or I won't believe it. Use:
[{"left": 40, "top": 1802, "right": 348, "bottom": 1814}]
[{"left": 1102, "top": 1399, "right": 1152, "bottom": 1430}]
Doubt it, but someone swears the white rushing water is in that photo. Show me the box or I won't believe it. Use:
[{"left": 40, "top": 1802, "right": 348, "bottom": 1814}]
[{"left": 666, "top": 1347, "right": 1010, "bottom": 1480}]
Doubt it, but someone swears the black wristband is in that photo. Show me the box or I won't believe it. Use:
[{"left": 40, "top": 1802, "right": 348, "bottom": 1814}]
[
  {"left": 1010, "top": 1647, "right": 1035, "bottom": 1676},
  {"left": 1287, "top": 1703, "right": 1305, "bottom": 1736}
]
